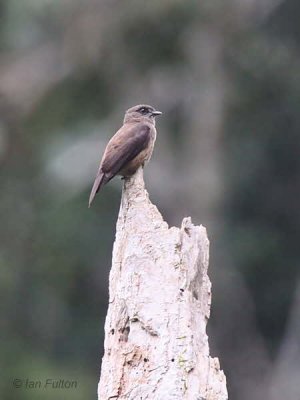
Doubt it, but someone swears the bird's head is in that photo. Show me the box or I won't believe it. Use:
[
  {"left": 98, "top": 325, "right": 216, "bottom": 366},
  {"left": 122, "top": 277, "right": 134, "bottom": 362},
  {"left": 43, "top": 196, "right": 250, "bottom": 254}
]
[{"left": 124, "top": 104, "right": 162, "bottom": 124}]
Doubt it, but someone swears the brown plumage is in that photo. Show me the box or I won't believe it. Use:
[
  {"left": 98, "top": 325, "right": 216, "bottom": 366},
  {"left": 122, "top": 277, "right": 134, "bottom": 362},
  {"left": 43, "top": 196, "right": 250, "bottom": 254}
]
[{"left": 88, "top": 104, "right": 162, "bottom": 207}]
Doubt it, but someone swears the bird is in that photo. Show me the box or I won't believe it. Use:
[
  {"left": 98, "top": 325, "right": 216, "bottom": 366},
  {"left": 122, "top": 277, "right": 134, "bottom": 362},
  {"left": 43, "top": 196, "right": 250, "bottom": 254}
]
[{"left": 88, "top": 104, "right": 162, "bottom": 207}]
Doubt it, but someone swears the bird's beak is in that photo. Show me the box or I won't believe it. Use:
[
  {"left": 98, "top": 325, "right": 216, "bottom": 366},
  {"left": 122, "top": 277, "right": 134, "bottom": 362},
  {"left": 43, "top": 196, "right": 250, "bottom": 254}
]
[{"left": 151, "top": 110, "right": 162, "bottom": 116}]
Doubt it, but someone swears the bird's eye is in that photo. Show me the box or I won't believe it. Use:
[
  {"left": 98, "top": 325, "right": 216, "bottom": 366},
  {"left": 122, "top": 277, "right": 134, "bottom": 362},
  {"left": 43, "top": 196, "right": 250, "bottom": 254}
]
[{"left": 139, "top": 107, "right": 148, "bottom": 114}]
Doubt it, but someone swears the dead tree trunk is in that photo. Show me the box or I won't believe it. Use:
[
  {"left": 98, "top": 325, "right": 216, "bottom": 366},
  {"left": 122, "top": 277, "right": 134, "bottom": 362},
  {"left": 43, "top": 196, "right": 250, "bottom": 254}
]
[{"left": 98, "top": 168, "right": 227, "bottom": 400}]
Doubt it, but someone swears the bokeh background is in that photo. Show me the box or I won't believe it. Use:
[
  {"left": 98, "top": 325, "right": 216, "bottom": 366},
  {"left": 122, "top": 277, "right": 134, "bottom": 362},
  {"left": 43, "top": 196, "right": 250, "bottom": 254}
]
[{"left": 1, "top": 1, "right": 300, "bottom": 399}]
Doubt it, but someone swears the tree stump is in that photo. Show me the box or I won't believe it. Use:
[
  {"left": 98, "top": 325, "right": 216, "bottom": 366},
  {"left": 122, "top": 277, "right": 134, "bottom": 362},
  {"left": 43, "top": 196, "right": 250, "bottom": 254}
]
[{"left": 98, "top": 168, "right": 227, "bottom": 400}]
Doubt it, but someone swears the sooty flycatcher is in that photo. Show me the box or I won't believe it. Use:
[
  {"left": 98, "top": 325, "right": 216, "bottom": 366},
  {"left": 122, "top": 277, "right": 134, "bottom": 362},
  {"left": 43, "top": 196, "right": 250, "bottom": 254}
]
[{"left": 89, "top": 104, "right": 162, "bottom": 207}]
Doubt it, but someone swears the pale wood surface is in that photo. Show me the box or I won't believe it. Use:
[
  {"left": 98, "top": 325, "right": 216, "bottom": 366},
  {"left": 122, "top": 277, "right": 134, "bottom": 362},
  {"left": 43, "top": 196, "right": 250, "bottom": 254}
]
[{"left": 98, "top": 168, "right": 227, "bottom": 400}]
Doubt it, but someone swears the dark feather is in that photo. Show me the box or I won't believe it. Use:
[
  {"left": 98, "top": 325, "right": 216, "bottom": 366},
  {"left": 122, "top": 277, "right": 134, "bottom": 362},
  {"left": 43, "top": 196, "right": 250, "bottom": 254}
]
[
  {"left": 101, "top": 124, "right": 151, "bottom": 176},
  {"left": 88, "top": 123, "right": 151, "bottom": 206},
  {"left": 88, "top": 172, "right": 107, "bottom": 207}
]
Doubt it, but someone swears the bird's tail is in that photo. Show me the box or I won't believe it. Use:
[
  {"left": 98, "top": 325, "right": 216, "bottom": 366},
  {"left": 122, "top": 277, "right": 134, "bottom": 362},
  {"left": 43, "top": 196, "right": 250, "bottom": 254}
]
[{"left": 88, "top": 172, "right": 107, "bottom": 207}]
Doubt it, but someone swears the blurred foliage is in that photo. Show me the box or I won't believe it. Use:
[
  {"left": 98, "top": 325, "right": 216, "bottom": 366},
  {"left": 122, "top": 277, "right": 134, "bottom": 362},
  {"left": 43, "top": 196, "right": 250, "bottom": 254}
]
[{"left": 1, "top": 1, "right": 300, "bottom": 399}]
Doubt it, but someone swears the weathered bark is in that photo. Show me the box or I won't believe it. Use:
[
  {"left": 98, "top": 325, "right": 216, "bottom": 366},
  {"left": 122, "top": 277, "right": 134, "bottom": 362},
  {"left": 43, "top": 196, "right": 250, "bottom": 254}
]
[{"left": 98, "top": 168, "right": 227, "bottom": 400}]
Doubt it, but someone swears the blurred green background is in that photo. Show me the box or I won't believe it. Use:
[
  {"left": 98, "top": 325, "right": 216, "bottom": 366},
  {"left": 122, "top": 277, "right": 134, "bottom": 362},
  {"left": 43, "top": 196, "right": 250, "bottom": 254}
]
[{"left": 1, "top": 1, "right": 300, "bottom": 399}]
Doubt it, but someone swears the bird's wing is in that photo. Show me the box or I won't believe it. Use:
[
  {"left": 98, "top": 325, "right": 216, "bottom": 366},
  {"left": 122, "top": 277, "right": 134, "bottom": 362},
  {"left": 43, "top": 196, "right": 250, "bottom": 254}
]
[
  {"left": 88, "top": 123, "right": 150, "bottom": 207},
  {"left": 101, "top": 123, "right": 151, "bottom": 176}
]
